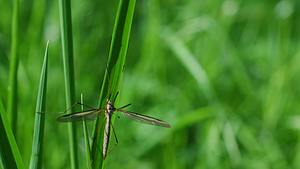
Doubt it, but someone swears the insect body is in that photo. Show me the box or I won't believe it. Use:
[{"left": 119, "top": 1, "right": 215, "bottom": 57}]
[{"left": 57, "top": 100, "right": 171, "bottom": 159}]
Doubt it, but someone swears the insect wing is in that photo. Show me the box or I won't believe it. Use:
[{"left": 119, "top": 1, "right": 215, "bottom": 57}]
[
  {"left": 117, "top": 109, "right": 171, "bottom": 128},
  {"left": 57, "top": 109, "right": 103, "bottom": 122}
]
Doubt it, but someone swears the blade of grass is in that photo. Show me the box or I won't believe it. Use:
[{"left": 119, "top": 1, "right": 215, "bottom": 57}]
[
  {"left": 7, "top": 0, "right": 19, "bottom": 133},
  {"left": 29, "top": 41, "right": 49, "bottom": 169},
  {"left": 0, "top": 158, "right": 3, "bottom": 168},
  {"left": 161, "top": 29, "right": 227, "bottom": 119},
  {"left": 161, "top": 29, "right": 216, "bottom": 102},
  {"left": 58, "top": 0, "right": 78, "bottom": 168},
  {"left": 91, "top": 0, "right": 136, "bottom": 168},
  {"left": 0, "top": 100, "right": 23, "bottom": 169},
  {"left": 81, "top": 94, "right": 92, "bottom": 169},
  {"left": 161, "top": 28, "right": 242, "bottom": 166}
]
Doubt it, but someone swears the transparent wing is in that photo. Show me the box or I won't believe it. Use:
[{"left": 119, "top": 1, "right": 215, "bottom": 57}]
[
  {"left": 117, "top": 109, "right": 171, "bottom": 128},
  {"left": 57, "top": 109, "right": 103, "bottom": 122}
]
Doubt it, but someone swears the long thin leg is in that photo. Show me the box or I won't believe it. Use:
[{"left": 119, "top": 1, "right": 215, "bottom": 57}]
[
  {"left": 75, "top": 102, "right": 96, "bottom": 110},
  {"left": 113, "top": 92, "right": 119, "bottom": 103},
  {"left": 62, "top": 102, "right": 81, "bottom": 113},
  {"left": 102, "top": 115, "right": 120, "bottom": 159},
  {"left": 62, "top": 102, "right": 96, "bottom": 114},
  {"left": 110, "top": 121, "right": 118, "bottom": 144},
  {"left": 106, "top": 120, "right": 119, "bottom": 158},
  {"left": 117, "top": 103, "right": 132, "bottom": 110}
]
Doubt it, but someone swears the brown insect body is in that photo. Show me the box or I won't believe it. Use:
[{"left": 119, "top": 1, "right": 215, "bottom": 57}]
[
  {"left": 57, "top": 99, "right": 171, "bottom": 160},
  {"left": 103, "top": 101, "right": 115, "bottom": 159}
]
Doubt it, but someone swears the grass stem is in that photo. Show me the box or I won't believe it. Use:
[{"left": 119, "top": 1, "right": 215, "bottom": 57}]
[
  {"left": 81, "top": 94, "right": 92, "bottom": 169},
  {"left": 7, "top": 0, "right": 20, "bottom": 134},
  {"left": 29, "top": 41, "right": 49, "bottom": 169},
  {"left": 91, "top": 0, "right": 136, "bottom": 168},
  {"left": 0, "top": 100, "right": 23, "bottom": 169},
  {"left": 58, "top": 0, "right": 78, "bottom": 168}
]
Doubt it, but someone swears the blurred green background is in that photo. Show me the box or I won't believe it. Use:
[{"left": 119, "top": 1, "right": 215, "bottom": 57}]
[{"left": 1, "top": 0, "right": 300, "bottom": 168}]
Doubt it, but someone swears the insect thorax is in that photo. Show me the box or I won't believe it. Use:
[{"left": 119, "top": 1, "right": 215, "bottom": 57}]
[{"left": 106, "top": 101, "right": 116, "bottom": 114}]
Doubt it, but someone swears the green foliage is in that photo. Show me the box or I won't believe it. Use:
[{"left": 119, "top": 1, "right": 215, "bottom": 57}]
[
  {"left": 58, "top": 0, "right": 78, "bottom": 168},
  {"left": 29, "top": 41, "right": 49, "bottom": 169},
  {"left": 0, "top": 101, "right": 23, "bottom": 169},
  {"left": 91, "top": 0, "right": 136, "bottom": 168},
  {"left": 0, "top": 0, "right": 300, "bottom": 169},
  {"left": 81, "top": 94, "right": 92, "bottom": 169},
  {"left": 7, "top": 0, "right": 19, "bottom": 134}
]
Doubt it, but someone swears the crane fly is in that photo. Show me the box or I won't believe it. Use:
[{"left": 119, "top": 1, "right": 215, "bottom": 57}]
[{"left": 57, "top": 100, "right": 171, "bottom": 159}]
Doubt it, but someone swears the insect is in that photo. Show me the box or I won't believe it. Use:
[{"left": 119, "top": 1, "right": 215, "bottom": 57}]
[{"left": 57, "top": 98, "right": 171, "bottom": 159}]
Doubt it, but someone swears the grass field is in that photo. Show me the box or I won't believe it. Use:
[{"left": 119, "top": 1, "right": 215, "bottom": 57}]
[{"left": 1, "top": 0, "right": 300, "bottom": 169}]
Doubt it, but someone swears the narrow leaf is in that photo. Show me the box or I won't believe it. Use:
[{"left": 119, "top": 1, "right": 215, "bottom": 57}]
[
  {"left": 81, "top": 94, "right": 92, "bottom": 169},
  {"left": 91, "top": 0, "right": 136, "bottom": 168},
  {"left": 7, "top": 0, "right": 20, "bottom": 134},
  {"left": 29, "top": 41, "right": 49, "bottom": 169},
  {"left": 58, "top": 0, "right": 78, "bottom": 168},
  {"left": 0, "top": 100, "right": 23, "bottom": 169}
]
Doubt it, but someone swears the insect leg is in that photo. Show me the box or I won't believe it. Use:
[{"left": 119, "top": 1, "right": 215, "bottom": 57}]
[
  {"left": 113, "top": 92, "right": 119, "bottom": 103},
  {"left": 110, "top": 120, "right": 118, "bottom": 144},
  {"left": 117, "top": 103, "right": 132, "bottom": 110},
  {"left": 105, "top": 120, "right": 119, "bottom": 158}
]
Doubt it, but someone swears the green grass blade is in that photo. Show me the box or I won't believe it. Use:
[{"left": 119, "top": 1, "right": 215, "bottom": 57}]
[
  {"left": 91, "top": 0, "right": 136, "bottom": 168},
  {"left": 81, "top": 94, "right": 92, "bottom": 169},
  {"left": 29, "top": 41, "right": 49, "bottom": 169},
  {"left": 161, "top": 29, "right": 216, "bottom": 102},
  {"left": 7, "top": 0, "right": 20, "bottom": 133},
  {"left": 58, "top": 0, "right": 78, "bottom": 168},
  {"left": 0, "top": 101, "right": 23, "bottom": 169}
]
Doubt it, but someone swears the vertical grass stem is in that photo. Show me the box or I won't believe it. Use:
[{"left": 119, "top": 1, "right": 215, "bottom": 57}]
[{"left": 58, "top": 0, "right": 78, "bottom": 168}]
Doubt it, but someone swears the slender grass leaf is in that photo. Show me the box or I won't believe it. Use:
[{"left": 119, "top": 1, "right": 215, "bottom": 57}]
[
  {"left": 161, "top": 29, "right": 215, "bottom": 102},
  {"left": 58, "top": 0, "right": 78, "bottom": 168},
  {"left": 81, "top": 94, "right": 92, "bottom": 169},
  {"left": 161, "top": 29, "right": 227, "bottom": 118},
  {"left": 0, "top": 101, "right": 23, "bottom": 169},
  {"left": 7, "top": 0, "right": 19, "bottom": 133},
  {"left": 91, "top": 0, "right": 136, "bottom": 168},
  {"left": 29, "top": 41, "right": 49, "bottom": 169}
]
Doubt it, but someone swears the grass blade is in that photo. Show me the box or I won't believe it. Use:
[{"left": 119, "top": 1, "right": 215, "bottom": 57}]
[
  {"left": 29, "top": 41, "right": 49, "bottom": 169},
  {"left": 58, "top": 0, "right": 78, "bottom": 168},
  {"left": 0, "top": 101, "right": 23, "bottom": 169},
  {"left": 161, "top": 29, "right": 216, "bottom": 102},
  {"left": 7, "top": 0, "right": 20, "bottom": 133},
  {"left": 81, "top": 94, "right": 92, "bottom": 169},
  {"left": 91, "top": 0, "right": 136, "bottom": 168}
]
